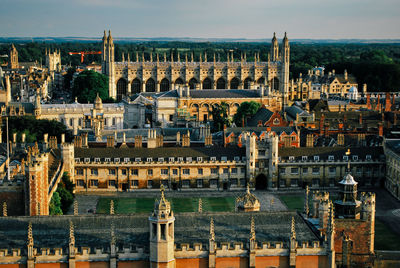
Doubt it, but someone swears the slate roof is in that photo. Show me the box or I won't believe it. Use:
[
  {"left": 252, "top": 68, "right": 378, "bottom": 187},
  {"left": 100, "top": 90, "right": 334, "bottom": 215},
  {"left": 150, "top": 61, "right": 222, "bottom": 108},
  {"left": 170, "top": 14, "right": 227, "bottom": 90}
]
[
  {"left": 0, "top": 211, "right": 318, "bottom": 251},
  {"left": 279, "top": 146, "right": 384, "bottom": 160},
  {"left": 190, "top": 89, "right": 260, "bottom": 99},
  {"left": 385, "top": 139, "right": 400, "bottom": 154},
  {"left": 74, "top": 146, "right": 246, "bottom": 161},
  {"left": 246, "top": 108, "right": 274, "bottom": 127}
]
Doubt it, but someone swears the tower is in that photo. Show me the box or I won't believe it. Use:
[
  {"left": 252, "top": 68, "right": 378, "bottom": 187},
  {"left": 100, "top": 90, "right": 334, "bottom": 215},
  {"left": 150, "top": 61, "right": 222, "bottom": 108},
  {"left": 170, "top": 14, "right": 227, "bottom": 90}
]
[
  {"left": 271, "top": 33, "right": 279, "bottom": 61},
  {"left": 149, "top": 186, "right": 175, "bottom": 268},
  {"left": 8, "top": 44, "right": 19, "bottom": 69},
  {"left": 102, "top": 30, "right": 115, "bottom": 99},
  {"left": 281, "top": 32, "right": 290, "bottom": 105}
]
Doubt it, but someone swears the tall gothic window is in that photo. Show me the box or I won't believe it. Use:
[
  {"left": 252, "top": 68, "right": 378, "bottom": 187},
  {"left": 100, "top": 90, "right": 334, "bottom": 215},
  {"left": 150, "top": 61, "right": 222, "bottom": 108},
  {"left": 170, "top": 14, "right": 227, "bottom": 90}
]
[
  {"left": 202, "top": 77, "right": 212, "bottom": 89},
  {"left": 131, "top": 78, "right": 141, "bottom": 94},
  {"left": 230, "top": 77, "right": 240, "bottom": 89},
  {"left": 189, "top": 78, "right": 198, "bottom": 89},
  {"left": 160, "top": 78, "right": 170, "bottom": 92},
  {"left": 216, "top": 77, "right": 226, "bottom": 89},
  {"left": 116, "top": 78, "right": 127, "bottom": 101},
  {"left": 243, "top": 77, "right": 251, "bottom": 89},
  {"left": 146, "top": 78, "right": 156, "bottom": 92}
]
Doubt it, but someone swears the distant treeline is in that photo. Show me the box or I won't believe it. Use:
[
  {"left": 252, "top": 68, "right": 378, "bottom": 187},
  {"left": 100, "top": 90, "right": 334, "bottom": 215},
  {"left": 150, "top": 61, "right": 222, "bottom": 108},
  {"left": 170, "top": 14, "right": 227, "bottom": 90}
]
[{"left": 1, "top": 42, "right": 400, "bottom": 91}]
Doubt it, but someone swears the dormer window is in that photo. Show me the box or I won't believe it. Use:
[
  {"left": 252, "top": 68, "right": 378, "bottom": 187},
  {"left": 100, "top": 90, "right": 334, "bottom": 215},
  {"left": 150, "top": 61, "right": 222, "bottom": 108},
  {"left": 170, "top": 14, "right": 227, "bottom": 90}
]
[
  {"left": 75, "top": 158, "right": 80, "bottom": 163},
  {"left": 273, "top": 118, "right": 280, "bottom": 125},
  {"left": 186, "top": 157, "right": 192, "bottom": 162},
  {"left": 289, "top": 156, "right": 295, "bottom": 161},
  {"left": 95, "top": 158, "right": 100, "bottom": 162},
  {"left": 314, "top": 156, "right": 319, "bottom": 161},
  {"left": 114, "top": 158, "right": 120, "bottom": 163},
  {"left": 169, "top": 157, "right": 174, "bottom": 162},
  {"left": 352, "top": 155, "right": 358, "bottom": 161},
  {"left": 84, "top": 158, "right": 90, "bottom": 163},
  {"left": 124, "top": 158, "right": 129, "bottom": 163},
  {"left": 366, "top": 155, "right": 372, "bottom": 160},
  {"left": 343, "top": 156, "right": 349, "bottom": 161},
  {"left": 210, "top": 156, "right": 217, "bottom": 161},
  {"left": 105, "top": 158, "right": 111, "bottom": 162},
  {"left": 178, "top": 157, "right": 184, "bottom": 162},
  {"left": 197, "top": 157, "right": 203, "bottom": 162},
  {"left": 328, "top": 155, "right": 334, "bottom": 161},
  {"left": 302, "top": 156, "right": 307, "bottom": 161},
  {"left": 147, "top": 157, "right": 153, "bottom": 162},
  {"left": 234, "top": 156, "right": 240, "bottom": 161},
  {"left": 221, "top": 156, "right": 227, "bottom": 162},
  {"left": 158, "top": 157, "right": 164, "bottom": 162},
  {"left": 135, "top": 157, "right": 141, "bottom": 162}
]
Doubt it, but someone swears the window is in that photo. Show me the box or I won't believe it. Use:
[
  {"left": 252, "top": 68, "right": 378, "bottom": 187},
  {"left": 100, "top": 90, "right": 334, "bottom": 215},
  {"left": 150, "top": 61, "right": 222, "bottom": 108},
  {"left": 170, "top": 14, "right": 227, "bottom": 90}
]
[
  {"left": 343, "top": 156, "right": 349, "bottom": 161},
  {"left": 178, "top": 157, "right": 184, "bottom": 162},
  {"left": 186, "top": 157, "right": 192, "bottom": 162},
  {"left": 90, "top": 179, "right": 98, "bottom": 187},
  {"left": 114, "top": 158, "right": 120, "bottom": 163},
  {"left": 147, "top": 180, "right": 153, "bottom": 188},
  {"left": 289, "top": 156, "right": 295, "bottom": 161},
  {"left": 223, "top": 168, "right": 229, "bottom": 174},
  {"left": 108, "top": 180, "right": 116, "bottom": 187},
  {"left": 182, "top": 180, "right": 190, "bottom": 188},
  {"left": 183, "top": 169, "right": 190, "bottom": 175},
  {"left": 210, "top": 179, "right": 218, "bottom": 187},
  {"left": 230, "top": 178, "right": 238, "bottom": 186},
  {"left": 173, "top": 169, "right": 178, "bottom": 175},
  {"left": 131, "top": 169, "right": 138, "bottom": 176},
  {"left": 353, "top": 155, "right": 358, "bottom": 161},
  {"left": 366, "top": 155, "right": 372, "bottom": 160},
  {"left": 356, "top": 167, "right": 362, "bottom": 174},
  {"left": 169, "top": 157, "right": 174, "bottom": 162},
  {"left": 197, "top": 179, "right": 203, "bottom": 188},
  {"left": 158, "top": 157, "right": 164, "bottom": 162},
  {"left": 148, "top": 169, "right": 153, "bottom": 176},
  {"left": 76, "top": 180, "right": 84, "bottom": 187},
  {"left": 314, "top": 156, "right": 320, "bottom": 161},
  {"left": 84, "top": 158, "right": 90, "bottom": 163},
  {"left": 279, "top": 179, "right": 286, "bottom": 187},
  {"left": 221, "top": 156, "right": 227, "bottom": 162},
  {"left": 91, "top": 168, "right": 98, "bottom": 175},
  {"left": 112, "top": 118, "right": 116, "bottom": 125},
  {"left": 161, "top": 180, "right": 169, "bottom": 187},
  {"left": 198, "top": 168, "right": 203, "bottom": 175},
  {"left": 210, "top": 157, "right": 216, "bottom": 161},
  {"left": 197, "top": 157, "right": 203, "bottom": 162},
  {"left": 231, "top": 168, "right": 237, "bottom": 174},
  {"left": 147, "top": 157, "right": 153, "bottom": 162},
  {"left": 291, "top": 179, "right": 298, "bottom": 187},
  {"left": 302, "top": 156, "right": 308, "bottom": 161},
  {"left": 328, "top": 155, "right": 334, "bottom": 161},
  {"left": 290, "top": 168, "right": 299, "bottom": 174},
  {"left": 121, "top": 169, "right": 127, "bottom": 176},
  {"left": 302, "top": 167, "right": 308, "bottom": 174},
  {"left": 135, "top": 157, "right": 141, "bottom": 162},
  {"left": 211, "top": 168, "right": 218, "bottom": 174},
  {"left": 312, "top": 167, "right": 320, "bottom": 174},
  {"left": 105, "top": 158, "right": 111, "bottom": 162},
  {"left": 161, "top": 169, "right": 168, "bottom": 175},
  {"left": 241, "top": 168, "right": 245, "bottom": 174},
  {"left": 109, "top": 169, "right": 116, "bottom": 175},
  {"left": 95, "top": 158, "right": 100, "bottom": 162},
  {"left": 169, "top": 114, "right": 173, "bottom": 121},
  {"left": 329, "top": 167, "right": 336, "bottom": 174},
  {"left": 312, "top": 179, "right": 320, "bottom": 186},
  {"left": 76, "top": 169, "right": 83, "bottom": 175},
  {"left": 131, "top": 180, "right": 139, "bottom": 187},
  {"left": 234, "top": 156, "right": 240, "bottom": 161},
  {"left": 240, "top": 179, "right": 246, "bottom": 186},
  {"left": 279, "top": 168, "right": 286, "bottom": 174}
]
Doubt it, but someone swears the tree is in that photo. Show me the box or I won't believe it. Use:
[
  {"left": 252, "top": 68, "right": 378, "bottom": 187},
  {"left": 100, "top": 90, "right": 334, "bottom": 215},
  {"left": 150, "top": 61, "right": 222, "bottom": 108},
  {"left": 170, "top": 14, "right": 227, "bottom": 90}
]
[
  {"left": 72, "top": 70, "right": 110, "bottom": 103},
  {"left": 63, "top": 67, "right": 76, "bottom": 91},
  {"left": 56, "top": 172, "right": 75, "bottom": 214},
  {"left": 233, "top": 101, "right": 261, "bottom": 127},
  {"left": 49, "top": 192, "right": 63, "bottom": 215},
  {"left": 211, "top": 102, "right": 231, "bottom": 132}
]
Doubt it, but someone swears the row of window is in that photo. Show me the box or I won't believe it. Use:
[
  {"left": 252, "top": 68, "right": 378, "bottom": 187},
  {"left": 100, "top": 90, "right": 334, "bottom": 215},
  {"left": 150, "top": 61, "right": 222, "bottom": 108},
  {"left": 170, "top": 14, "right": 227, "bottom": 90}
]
[
  {"left": 77, "top": 167, "right": 245, "bottom": 176},
  {"left": 280, "top": 166, "right": 378, "bottom": 175},
  {"left": 63, "top": 117, "right": 119, "bottom": 127},
  {"left": 77, "top": 178, "right": 246, "bottom": 188},
  {"left": 287, "top": 155, "right": 372, "bottom": 162},
  {"left": 76, "top": 156, "right": 245, "bottom": 163}
]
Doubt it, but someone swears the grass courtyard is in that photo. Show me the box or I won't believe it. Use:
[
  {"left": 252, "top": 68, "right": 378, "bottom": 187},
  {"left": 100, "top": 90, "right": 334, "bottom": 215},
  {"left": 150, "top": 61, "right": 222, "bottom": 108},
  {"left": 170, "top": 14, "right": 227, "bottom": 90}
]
[{"left": 96, "top": 197, "right": 236, "bottom": 214}]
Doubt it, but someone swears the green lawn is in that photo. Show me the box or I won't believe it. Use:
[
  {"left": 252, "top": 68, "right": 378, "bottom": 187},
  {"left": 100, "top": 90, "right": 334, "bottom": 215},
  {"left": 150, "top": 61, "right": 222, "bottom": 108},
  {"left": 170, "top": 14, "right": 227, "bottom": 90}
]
[
  {"left": 374, "top": 219, "right": 400, "bottom": 250},
  {"left": 97, "top": 197, "right": 236, "bottom": 214},
  {"left": 279, "top": 195, "right": 305, "bottom": 211}
]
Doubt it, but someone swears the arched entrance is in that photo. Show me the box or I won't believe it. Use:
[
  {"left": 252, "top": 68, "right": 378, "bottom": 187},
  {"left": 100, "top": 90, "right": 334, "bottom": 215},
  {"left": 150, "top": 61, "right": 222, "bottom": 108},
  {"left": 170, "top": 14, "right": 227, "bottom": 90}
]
[
  {"left": 189, "top": 78, "right": 198, "bottom": 89},
  {"left": 116, "top": 78, "right": 127, "bottom": 101},
  {"left": 203, "top": 77, "right": 212, "bottom": 89},
  {"left": 230, "top": 77, "right": 240, "bottom": 89},
  {"left": 131, "top": 78, "right": 141, "bottom": 94},
  {"left": 243, "top": 77, "right": 251, "bottom": 89},
  {"left": 160, "top": 78, "right": 170, "bottom": 92},
  {"left": 255, "top": 173, "right": 268, "bottom": 190},
  {"left": 146, "top": 78, "right": 156, "bottom": 92},
  {"left": 216, "top": 77, "right": 226, "bottom": 89}
]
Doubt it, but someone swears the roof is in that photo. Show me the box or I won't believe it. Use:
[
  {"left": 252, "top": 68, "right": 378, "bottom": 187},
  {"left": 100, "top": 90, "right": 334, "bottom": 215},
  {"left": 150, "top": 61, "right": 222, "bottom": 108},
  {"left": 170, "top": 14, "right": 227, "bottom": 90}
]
[
  {"left": 74, "top": 146, "right": 246, "bottom": 160},
  {"left": 339, "top": 173, "right": 358, "bottom": 185},
  {"left": 385, "top": 139, "right": 400, "bottom": 154},
  {"left": 0, "top": 211, "right": 318, "bottom": 250},
  {"left": 279, "top": 146, "right": 384, "bottom": 160},
  {"left": 247, "top": 108, "right": 274, "bottom": 127}
]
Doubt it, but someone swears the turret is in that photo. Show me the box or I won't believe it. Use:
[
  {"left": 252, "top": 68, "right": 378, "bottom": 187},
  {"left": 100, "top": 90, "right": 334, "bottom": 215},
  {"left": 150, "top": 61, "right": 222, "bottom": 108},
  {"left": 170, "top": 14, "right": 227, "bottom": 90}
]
[
  {"left": 149, "top": 187, "right": 175, "bottom": 268},
  {"left": 281, "top": 32, "right": 290, "bottom": 105},
  {"left": 271, "top": 33, "right": 279, "bottom": 61}
]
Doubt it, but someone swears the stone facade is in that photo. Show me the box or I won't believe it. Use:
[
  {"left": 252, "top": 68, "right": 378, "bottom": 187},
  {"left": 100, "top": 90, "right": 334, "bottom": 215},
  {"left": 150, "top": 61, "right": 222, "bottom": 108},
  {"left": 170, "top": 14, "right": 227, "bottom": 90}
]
[
  {"left": 102, "top": 31, "right": 290, "bottom": 103},
  {"left": 8, "top": 44, "right": 19, "bottom": 69},
  {"left": 383, "top": 139, "right": 400, "bottom": 200}
]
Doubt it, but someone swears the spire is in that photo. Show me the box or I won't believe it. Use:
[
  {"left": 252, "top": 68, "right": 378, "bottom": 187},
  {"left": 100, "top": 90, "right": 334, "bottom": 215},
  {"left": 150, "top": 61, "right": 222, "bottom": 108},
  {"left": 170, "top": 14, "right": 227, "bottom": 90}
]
[
  {"left": 136, "top": 52, "right": 139, "bottom": 62},
  {"left": 127, "top": 53, "right": 130, "bottom": 62},
  {"left": 27, "top": 222, "right": 34, "bottom": 251},
  {"left": 152, "top": 184, "right": 172, "bottom": 217},
  {"left": 122, "top": 53, "right": 125, "bottom": 62},
  {"left": 291, "top": 216, "right": 296, "bottom": 240},
  {"left": 204, "top": 52, "right": 207, "bottom": 62},
  {"left": 185, "top": 53, "right": 188, "bottom": 64},
  {"left": 150, "top": 52, "right": 153, "bottom": 62},
  {"left": 171, "top": 52, "right": 173, "bottom": 62},
  {"left": 108, "top": 30, "right": 113, "bottom": 42},
  {"left": 213, "top": 53, "right": 216, "bottom": 64},
  {"left": 209, "top": 217, "right": 215, "bottom": 241},
  {"left": 250, "top": 216, "right": 256, "bottom": 241},
  {"left": 69, "top": 220, "right": 75, "bottom": 249},
  {"left": 199, "top": 53, "right": 202, "bottom": 63},
  {"left": 304, "top": 185, "right": 310, "bottom": 216},
  {"left": 191, "top": 52, "right": 194, "bottom": 62},
  {"left": 156, "top": 53, "right": 159, "bottom": 63},
  {"left": 164, "top": 52, "right": 167, "bottom": 62},
  {"left": 73, "top": 200, "right": 78, "bottom": 216},
  {"left": 2, "top": 201, "right": 7, "bottom": 217},
  {"left": 327, "top": 201, "right": 335, "bottom": 234}
]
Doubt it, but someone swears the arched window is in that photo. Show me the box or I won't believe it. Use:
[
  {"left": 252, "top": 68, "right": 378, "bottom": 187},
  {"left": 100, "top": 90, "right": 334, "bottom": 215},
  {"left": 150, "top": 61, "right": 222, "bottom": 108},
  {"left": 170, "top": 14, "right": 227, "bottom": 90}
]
[
  {"left": 189, "top": 78, "right": 198, "bottom": 89},
  {"left": 116, "top": 78, "right": 127, "bottom": 101},
  {"left": 160, "top": 78, "right": 170, "bottom": 92},
  {"left": 216, "top": 77, "right": 226, "bottom": 89},
  {"left": 131, "top": 78, "right": 141, "bottom": 94},
  {"left": 146, "top": 78, "right": 156, "bottom": 92},
  {"left": 270, "top": 77, "right": 279, "bottom": 91},
  {"left": 243, "top": 77, "right": 251, "bottom": 89},
  {"left": 257, "top": 77, "right": 265, "bottom": 86},
  {"left": 175, "top": 77, "right": 184, "bottom": 86},
  {"left": 230, "top": 77, "right": 240, "bottom": 89},
  {"left": 203, "top": 77, "right": 212, "bottom": 89}
]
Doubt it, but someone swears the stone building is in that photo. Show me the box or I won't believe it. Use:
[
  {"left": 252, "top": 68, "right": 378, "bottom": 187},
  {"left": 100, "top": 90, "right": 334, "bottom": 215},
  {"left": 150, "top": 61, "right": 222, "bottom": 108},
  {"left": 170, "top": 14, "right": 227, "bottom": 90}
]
[
  {"left": 102, "top": 31, "right": 290, "bottom": 102},
  {"left": 383, "top": 139, "right": 400, "bottom": 200},
  {"left": 8, "top": 44, "right": 19, "bottom": 69},
  {"left": 45, "top": 48, "right": 62, "bottom": 73}
]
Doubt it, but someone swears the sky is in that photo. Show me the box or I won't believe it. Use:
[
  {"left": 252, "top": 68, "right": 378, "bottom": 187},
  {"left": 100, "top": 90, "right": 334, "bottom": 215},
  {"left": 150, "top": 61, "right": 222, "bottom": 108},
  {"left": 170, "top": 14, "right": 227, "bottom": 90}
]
[{"left": 1, "top": 0, "right": 399, "bottom": 39}]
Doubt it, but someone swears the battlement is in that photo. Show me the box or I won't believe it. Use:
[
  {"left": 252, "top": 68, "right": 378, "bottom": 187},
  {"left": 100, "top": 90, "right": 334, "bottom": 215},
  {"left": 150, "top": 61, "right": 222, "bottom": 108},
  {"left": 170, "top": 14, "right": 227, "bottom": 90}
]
[{"left": 174, "top": 243, "right": 208, "bottom": 259}]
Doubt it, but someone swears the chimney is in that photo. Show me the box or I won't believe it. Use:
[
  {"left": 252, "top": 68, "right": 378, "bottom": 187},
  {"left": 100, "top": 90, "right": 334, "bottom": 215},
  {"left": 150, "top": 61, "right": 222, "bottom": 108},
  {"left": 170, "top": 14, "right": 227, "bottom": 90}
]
[
  {"left": 378, "top": 123, "right": 383, "bottom": 137},
  {"left": 366, "top": 94, "right": 371, "bottom": 110},
  {"left": 147, "top": 129, "right": 157, "bottom": 148},
  {"left": 156, "top": 134, "right": 163, "bottom": 147},
  {"left": 359, "top": 114, "right": 363, "bottom": 125},
  {"left": 306, "top": 134, "right": 313, "bottom": 147},
  {"left": 176, "top": 132, "right": 181, "bottom": 145},
  {"left": 385, "top": 92, "right": 391, "bottom": 112},
  {"left": 82, "top": 132, "right": 88, "bottom": 148},
  {"left": 182, "top": 132, "right": 190, "bottom": 147},
  {"left": 61, "top": 133, "right": 65, "bottom": 144},
  {"left": 344, "top": 69, "right": 348, "bottom": 80},
  {"left": 134, "top": 135, "right": 142, "bottom": 148},
  {"left": 394, "top": 113, "right": 397, "bottom": 125},
  {"left": 106, "top": 136, "right": 115, "bottom": 148},
  {"left": 74, "top": 136, "right": 82, "bottom": 148},
  {"left": 205, "top": 134, "right": 212, "bottom": 147},
  {"left": 319, "top": 114, "right": 325, "bottom": 136},
  {"left": 338, "top": 133, "right": 344, "bottom": 146}
]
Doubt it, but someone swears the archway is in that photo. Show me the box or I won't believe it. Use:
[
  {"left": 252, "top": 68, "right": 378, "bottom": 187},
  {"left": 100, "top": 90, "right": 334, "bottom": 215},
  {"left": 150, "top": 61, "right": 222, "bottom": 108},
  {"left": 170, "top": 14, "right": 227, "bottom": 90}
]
[
  {"left": 255, "top": 173, "right": 268, "bottom": 190},
  {"left": 146, "top": 78, "right": 156, "bottom": 92},
  {"left": 203, "top": 77, "right": 212, "bottom": 89},
  {"left": 270, "top": 77, "right": 279, "bottom": 91},
  {"left": 175, "top": 77, "right": 184, "bottom": 86},
  {"left": 243, "top": 77, "right": 251, "bottom": 89},
  {"left": 230, "top": 77, "right": 240, "bottom": 89},
  {"left": 160, "top": 78, "right": 170, "bottom": 92},
  {"left": 256, "top": 77, "right": 265, "bottom": 87},
  {"left": 131, "top": 78, "right": 141, "bottom": 94},
  {"left": 116, "top": 78, "right": 127, "bottom": 101},
  {"left": 216, "top": 77, "right": 226, "bottom": 89},
  {"left": 189, "top": 78, "right": 198, "bottom": 89}
]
